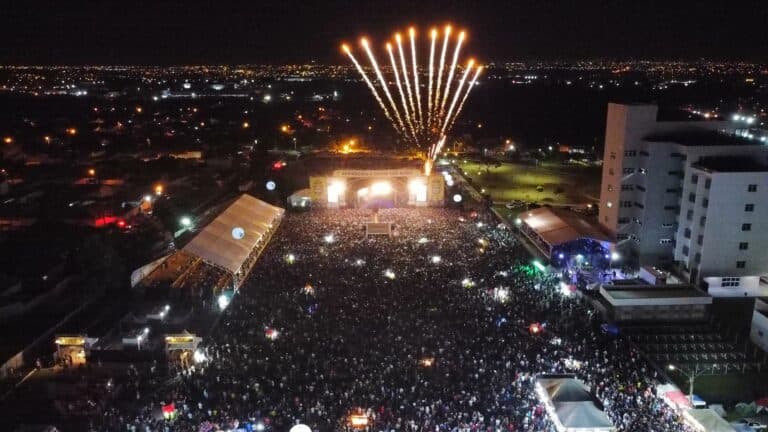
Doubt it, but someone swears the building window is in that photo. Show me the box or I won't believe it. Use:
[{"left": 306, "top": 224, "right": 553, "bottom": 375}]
[
  {"left": 697, "top": 235, "right": 703, "bottom": 245},
  {"left": 666, "top": 187, "right": 680, "bottom": 194},
  {"left": 691, "top": 174, "right": 698, "bottom": 184},
  {"left": 664, "top": 205, "right": 678, "bottom": 211},
  {"left": 745, "top": 204, "right": 754, "bottom": 212},
  {"left": 682, "top": 245, "right": 689, "bottom": 256},
  {"left": 636, "top": 185, "right": 646, "bottom": 192},
  {"left": 684, "top": 228, "right": 691, "bottom": 239},
  {"left": 621, "top": 201, "right": 633, "bottom": 208},
  {"left": 621, "top": 184, "right": 634, "bottom": 191},
  {"left": 694, "top": 253, "right": 701, "bottom": 263},
  {"left": 662, "top": 223, "right": 674, "bottom": 228},
  {"left": 624, "top": 150, "right": 636, "bottom": 157},
  {"left": 742, "top": 223, "right": 752, "bottom": 231},
  {"left": 618, "top": 217, "right": 630, "bottom": 224},
  {"left": 640, "top": 151, "right": 649, "bottom": 156},
  {"left": 606, "top": 201, "right": 613, "bottom": 208},
  {"left": 639, "top": 168, "right": 647, "bottom": 174},
  {"left": 722, "top": 277, "right": 740, "bottom": 287},
  {"left": 607, "top": 185, "right": 613, "bottom": 192},
  {"left": 617, "top": 233, "right": 629, "bottom": 240},
  {"left": 659, "top": 238, "right": 674, "bottom": 244},
  {"left": 634, "top": 202, "right": 644, "bottom": 208},
  {"left": 748, "top": 184, "right": 757, "bottom": 192},
  {"left": 609, "top": 168, "right": 614, "bottom": 176},
  {"left": 736, "top": 261, "right": 746, "bottom": 269},
  {"left": 686, "top": 210, "right": 693, "bottom": 220},
  {"left": 623, "top": 168, "right": 635, "bottom": 175},
  {"left": 688, "top": 193, "right": 696, "bottom": 203},
  {"left": 704, "top": 178, "right": 711, "bottom": 189},
  {"left": 610, "top": 151, "right": 616, "bottom": 160},
  {"left": 699, "top": 216, "right": 706, "bottom": 227},
  {"left": 702, "top": 198, "right": 708, "bottom": 208},
  {"left": 739, "top": 242, "right": 749, "bottom": 250}
]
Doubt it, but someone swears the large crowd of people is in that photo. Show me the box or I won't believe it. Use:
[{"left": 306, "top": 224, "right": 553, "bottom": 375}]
[{"left": 92, "top": 208, "right": 691, "bottom": 432}]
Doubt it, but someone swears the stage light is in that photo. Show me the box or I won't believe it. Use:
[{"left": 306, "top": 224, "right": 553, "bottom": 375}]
[
  {"left": 610, "top": 251, "right": 621, "bottom": 261},
  {"left": 371, "top": 181, "right": 392, "bottom": 196},
  {"left": 409, "top": 179, "right": 427, "bottom": 202},
  {"left": 266, "top": 180, "right": 276, "bottom": 191}
]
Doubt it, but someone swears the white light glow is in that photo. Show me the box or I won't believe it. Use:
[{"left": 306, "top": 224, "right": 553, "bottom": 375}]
[
  {"left": 452, "top": 193, "right": 462, "bottom": 203},
  {"left": 370, "top": 181, "right": 392, "bottom": 196},
  {"left": 431, "top": 255, "right": 442, "bottom": 264},
  {"left": 193, "top": 349, "right": 207, "bottom": 363},
  {"left": 217, "top": 294, "right": 230, "bottom": 310},
  {"left": 384, "top": 269, "right": 396, "bottom": 279}
]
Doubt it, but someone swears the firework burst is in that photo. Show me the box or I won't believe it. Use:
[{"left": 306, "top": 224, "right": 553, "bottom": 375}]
[{"left": 342, "top": 25, "right": 483, "bottom": 174}]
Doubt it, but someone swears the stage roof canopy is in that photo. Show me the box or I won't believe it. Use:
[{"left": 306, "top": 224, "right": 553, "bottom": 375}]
[
  {"left": 183, "top": 194, "right": 284, "bottom": 274},
  {"left": 522, "top": 207, "right": 612, "bottom": 247}
]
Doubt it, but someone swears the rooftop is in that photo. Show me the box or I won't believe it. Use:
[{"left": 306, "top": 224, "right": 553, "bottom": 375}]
[
  {"left": 644, "top": 130, "right": 756, "bottom": 147},
  {"left": 691, "top": 156, "right": 768, "bottom": 173},
  {"left": 603, "top": 284, "right": 710, "bottom": 299}
]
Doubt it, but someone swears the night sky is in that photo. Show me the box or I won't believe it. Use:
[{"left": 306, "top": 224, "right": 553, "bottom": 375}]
[{"left": 1, "top": 0, "right": 766, "bottom": 65}]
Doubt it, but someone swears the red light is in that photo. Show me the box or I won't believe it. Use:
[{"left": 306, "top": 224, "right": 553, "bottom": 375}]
[
  {"left": 272, "top": 161, "right": 285, "bottom": 170},
  {"left": 529, "top": 323, "right": 542, "bottom": 334},
  {"left": 117, "top": 220, "right": 126, "bottom": 228}
]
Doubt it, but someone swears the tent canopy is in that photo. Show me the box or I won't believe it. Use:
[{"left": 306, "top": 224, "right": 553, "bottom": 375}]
[
  {"left": 536, "top": 375, "right": 614, "bottom": 431},
  {"left": 183, "top": 194, "right": 284, "bottom": 274},
  {"left": 683, "top": 408, "right": 735, "bottom": 432},
  {"left": 522, "top": 207, "right": 612, "bottom": 247},
  {"left": 556, "top": 402, "right": 615, "bottom": 429}
]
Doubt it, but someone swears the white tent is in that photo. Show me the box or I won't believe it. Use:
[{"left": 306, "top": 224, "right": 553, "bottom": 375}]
[
  {"left": 183, "top": 194, "right": 284, "bottom": 275},
  {"left": 683, "top": 408, "right": 736, "bottom": 432},
  {"left": 535, "top": 375, "right": 614, "bottom": 432}
]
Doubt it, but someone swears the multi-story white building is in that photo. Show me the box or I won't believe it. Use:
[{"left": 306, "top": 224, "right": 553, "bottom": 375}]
[{"left": 599, "top": 103, "right": 768, "bottom": 296}]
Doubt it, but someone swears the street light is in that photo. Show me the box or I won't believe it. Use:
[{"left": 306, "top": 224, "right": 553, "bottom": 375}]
[{"left": 668, "top": 364, "right": 711, "bottom": 404}]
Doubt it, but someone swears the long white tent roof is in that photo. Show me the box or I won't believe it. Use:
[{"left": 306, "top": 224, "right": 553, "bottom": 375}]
[{"left": 183, "top": 194, "right": 284, "bottom": 274}]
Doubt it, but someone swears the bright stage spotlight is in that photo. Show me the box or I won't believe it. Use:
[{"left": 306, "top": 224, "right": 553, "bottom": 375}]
[{"left": 370, "top": 181, "right": 392, "bottom": 196}]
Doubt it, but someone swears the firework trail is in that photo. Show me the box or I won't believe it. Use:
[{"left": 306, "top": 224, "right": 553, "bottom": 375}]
[{"left": 342, "top": 25, "right": 482, "bottom": 174}]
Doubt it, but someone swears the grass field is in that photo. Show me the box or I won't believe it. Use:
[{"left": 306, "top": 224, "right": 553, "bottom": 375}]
[
  {"left": 672, "top": 372, "right": 768, "bottom": 407},
  {"left": 458, "top": 160, "right": 601, "bottom": 205}
]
